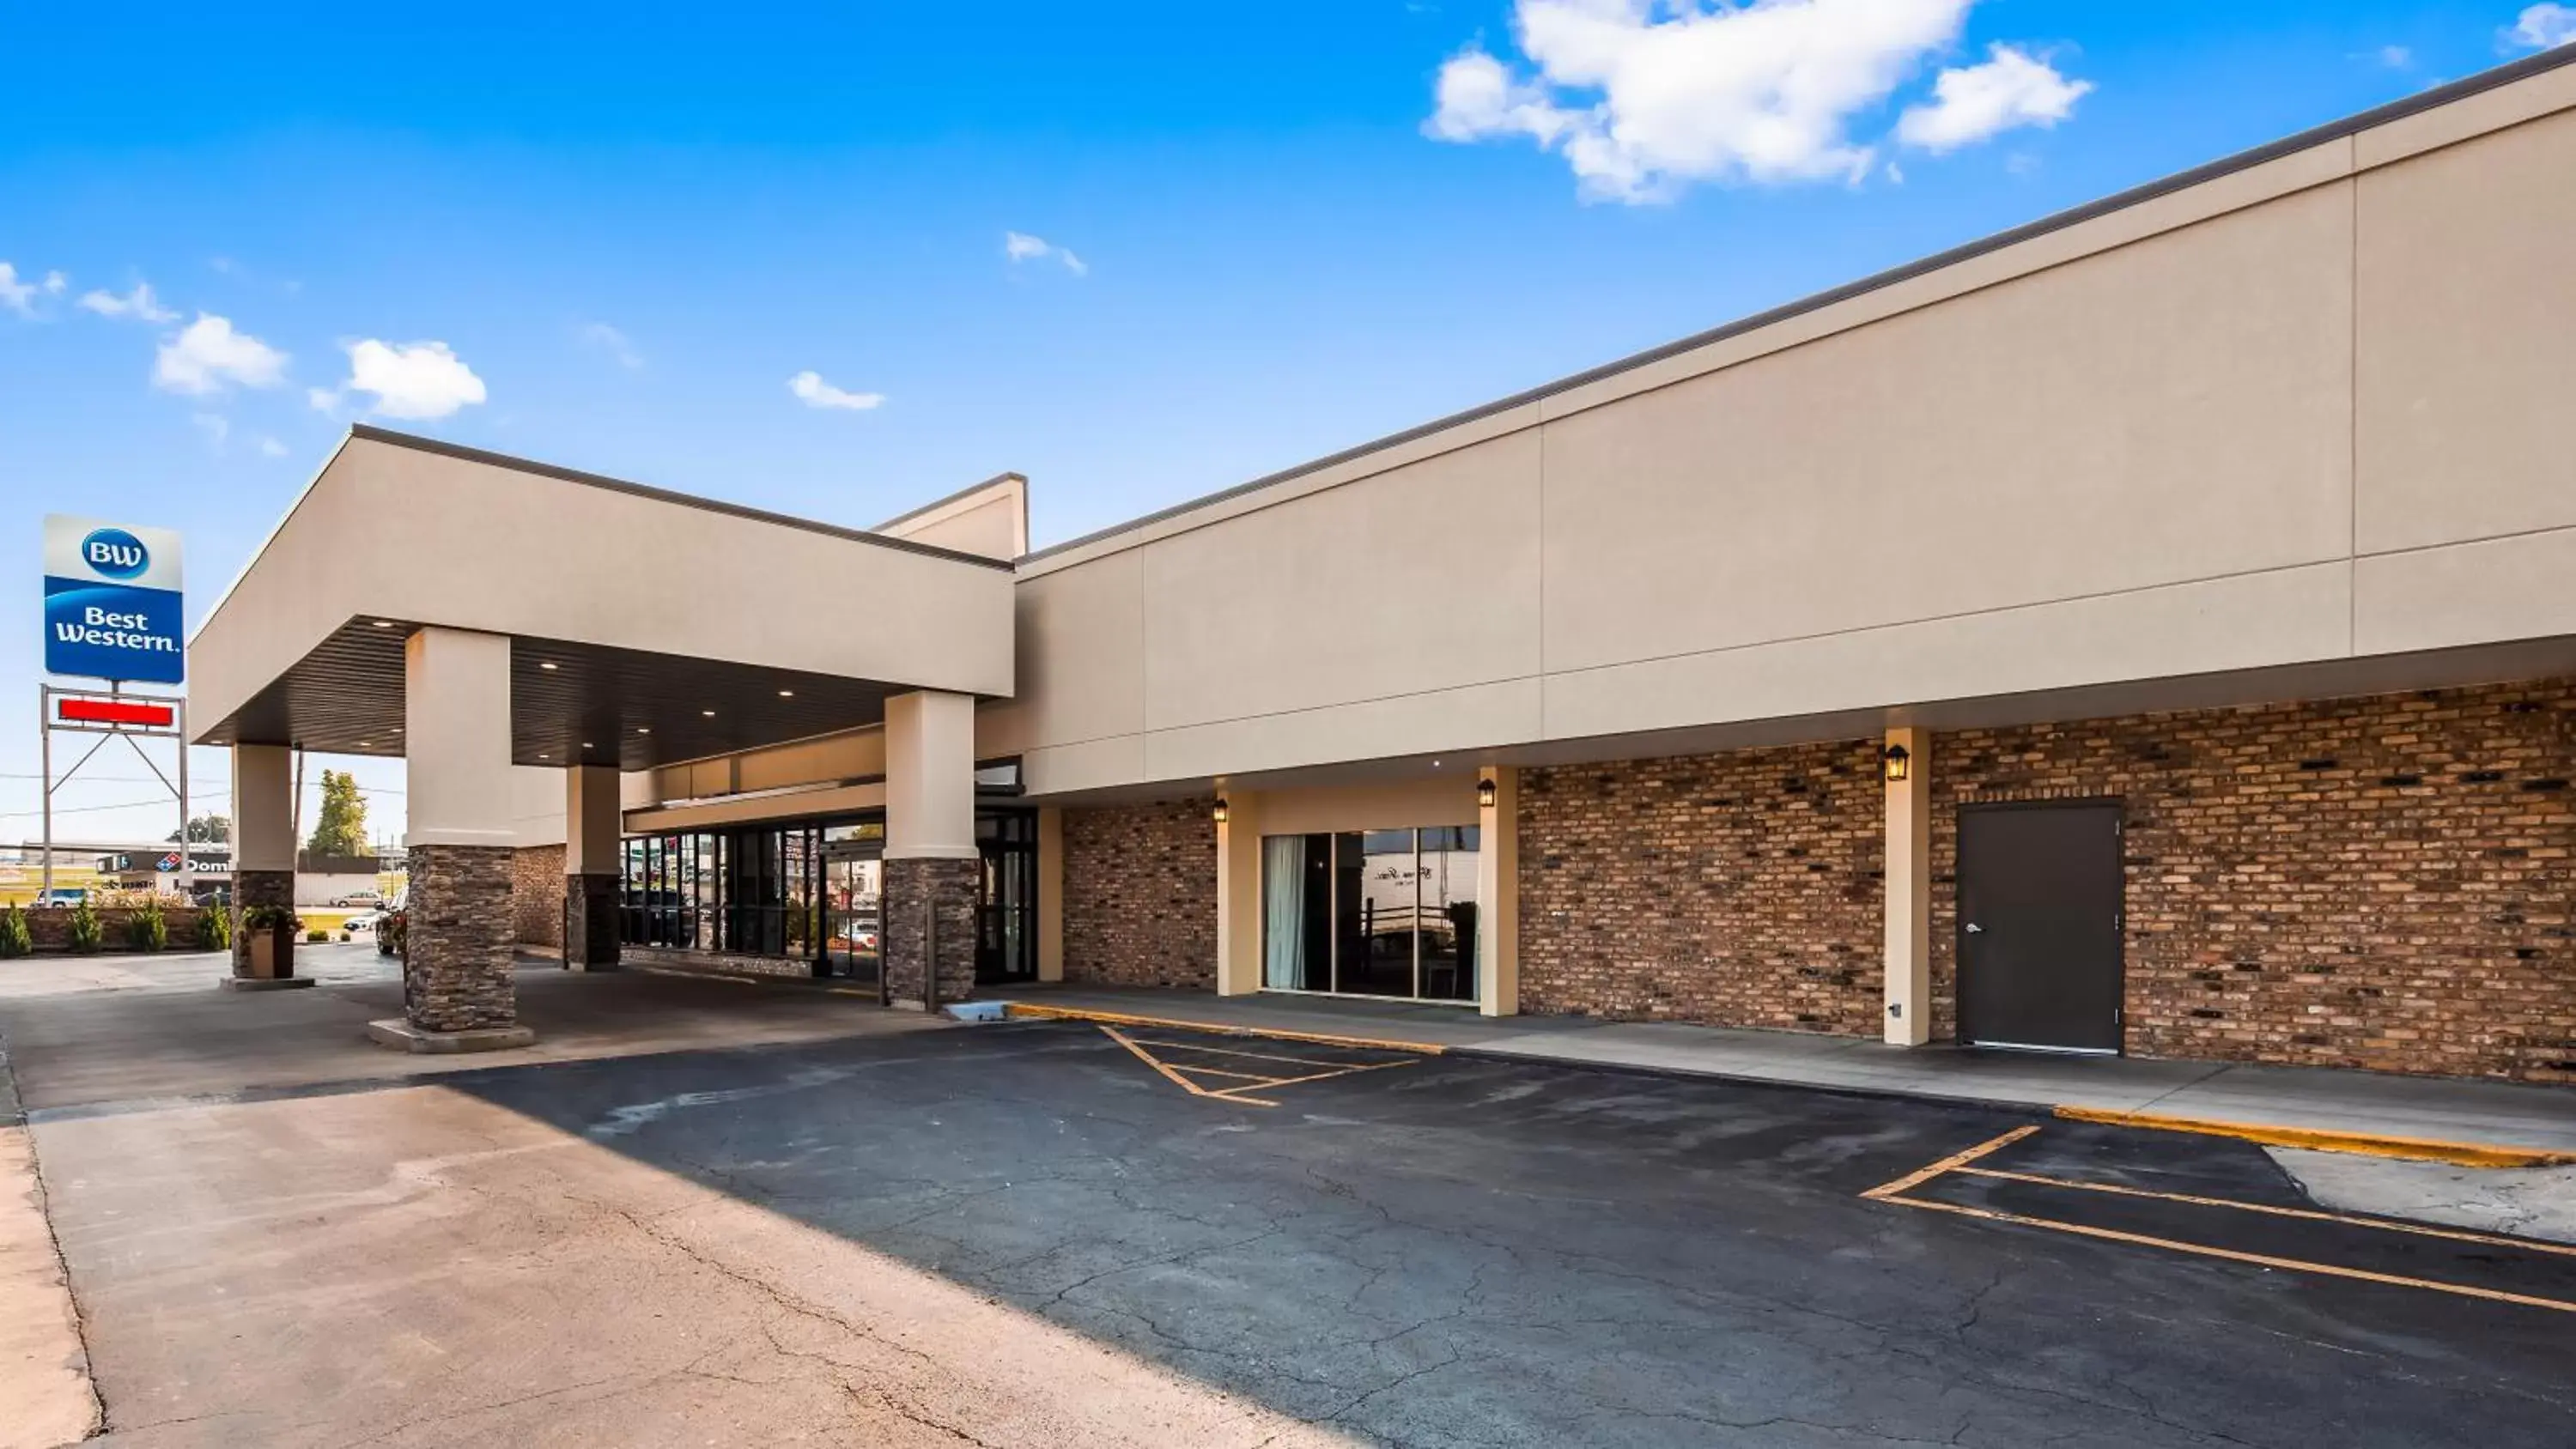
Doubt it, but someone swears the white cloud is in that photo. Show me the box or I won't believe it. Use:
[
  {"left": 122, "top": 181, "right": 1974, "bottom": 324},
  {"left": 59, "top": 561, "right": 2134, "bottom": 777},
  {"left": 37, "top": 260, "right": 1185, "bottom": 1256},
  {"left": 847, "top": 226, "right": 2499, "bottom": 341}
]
[
  {"left": 2508, "top": 3, "right": 2576, "bottom": 48},
  {"left": 0, "top": 262, "right": 43, "bottom": 316},
  {"left": 153, "top": 313, "right": 289, "bottom": 394},
  {"left": 78, "top": 281, "right": 179, "bottom": 323},
  {"left": 579, "top": 321, "right": 643, "bottom": 369},
  {"left": 2375, "top": 44, "right": 2413, "bottom": 69},
  {"left": 1894, "top": 44, "right": 2091, "bottom": 153},
  {"left": 43, "top": 271, "right": 65, "bottom": 294},
  {"left": 1004, "top": 231, "right": 1087, "bottom": 276},
  {"left": 1426, "top": 0, "right": 2091, "bottom": 201},
  {"left": 191, "top": 413, "right": 230, "bottom": 451},
  {"left": 787, "top": 370, "right": 885, "bottom": 411},
  {"left": 258, "top": 435, "right": 289, "bottom": 458},
  {"left": 326, "top": 339, "right": 489, "bottom": 420}
]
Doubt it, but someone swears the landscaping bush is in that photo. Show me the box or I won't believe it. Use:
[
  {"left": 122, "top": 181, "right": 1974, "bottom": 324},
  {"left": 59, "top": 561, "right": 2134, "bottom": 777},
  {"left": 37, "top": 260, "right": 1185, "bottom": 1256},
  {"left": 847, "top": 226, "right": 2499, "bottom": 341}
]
[
  {"left": 65, "top": 898, "right": 103, "bottom": 955},
  {"left": 0, "top": 905, "right": 29, "bottom": 960},
  {"left": 304, "top": 928, "right": 331, "bottom": 944},
  {"left": 126, "top": 899, "right": 168, "bottom": 953},
  {"left": 199, "top": 905, "right": 232, "bottom": 952}
]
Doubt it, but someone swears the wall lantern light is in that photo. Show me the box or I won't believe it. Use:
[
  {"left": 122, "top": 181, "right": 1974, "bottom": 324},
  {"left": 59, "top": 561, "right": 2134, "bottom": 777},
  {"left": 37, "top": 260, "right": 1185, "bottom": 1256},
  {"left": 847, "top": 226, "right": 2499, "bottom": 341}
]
[
  {"left": 1477, "top": 777, "right": 1498, "bottom": 810},
  {"left": 1212, "top": 797, "right": 1230, "bottom": 825},
  {"left": 1882, "top": 743, "right": 1911, "bottom": 784}
]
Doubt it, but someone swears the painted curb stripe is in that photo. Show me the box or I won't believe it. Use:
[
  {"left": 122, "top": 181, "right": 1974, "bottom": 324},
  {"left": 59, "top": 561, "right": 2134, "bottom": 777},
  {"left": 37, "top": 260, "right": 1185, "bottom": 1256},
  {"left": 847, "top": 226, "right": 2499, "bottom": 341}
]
[{"left": 2051, "top": 1105, "right": 2576, "bottom": 1170}]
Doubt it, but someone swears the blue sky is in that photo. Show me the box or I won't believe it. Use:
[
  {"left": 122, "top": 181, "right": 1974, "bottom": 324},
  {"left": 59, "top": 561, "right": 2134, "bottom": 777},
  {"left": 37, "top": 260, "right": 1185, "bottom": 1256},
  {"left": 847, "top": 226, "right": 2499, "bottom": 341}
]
[{"left": 3, "top": 0, "right": 2570, "bottom": 847}]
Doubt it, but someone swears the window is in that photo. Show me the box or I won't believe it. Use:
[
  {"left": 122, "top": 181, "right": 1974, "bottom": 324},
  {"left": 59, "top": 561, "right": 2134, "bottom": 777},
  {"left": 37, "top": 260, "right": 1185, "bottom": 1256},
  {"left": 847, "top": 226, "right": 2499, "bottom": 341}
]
[{"left": 1260, "top": 826, "right": 1479, "bottom": 1001}]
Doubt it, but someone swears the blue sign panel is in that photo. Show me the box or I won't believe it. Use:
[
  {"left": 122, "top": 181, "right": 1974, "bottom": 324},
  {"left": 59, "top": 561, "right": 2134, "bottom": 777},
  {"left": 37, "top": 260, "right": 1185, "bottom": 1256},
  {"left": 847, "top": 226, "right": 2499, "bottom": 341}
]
[{"left": 43, "top": 515, "right": 185, "bottom": 685}]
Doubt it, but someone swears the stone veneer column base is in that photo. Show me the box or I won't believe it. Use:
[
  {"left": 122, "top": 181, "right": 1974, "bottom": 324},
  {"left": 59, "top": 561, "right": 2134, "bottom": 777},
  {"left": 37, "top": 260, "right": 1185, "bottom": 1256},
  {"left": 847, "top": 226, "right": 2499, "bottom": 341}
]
[
  {"left": 883, "top": 856, "right": 981, "bottom": 1008},
  {"left": 399, "top": 843, "right": 530, "bottom": 1040},
  {"left": 563, "top": 873, "right": 622, "bottom": 971},
  {"left": 230, "top": 869, "right": 295, "bottom": 980}
]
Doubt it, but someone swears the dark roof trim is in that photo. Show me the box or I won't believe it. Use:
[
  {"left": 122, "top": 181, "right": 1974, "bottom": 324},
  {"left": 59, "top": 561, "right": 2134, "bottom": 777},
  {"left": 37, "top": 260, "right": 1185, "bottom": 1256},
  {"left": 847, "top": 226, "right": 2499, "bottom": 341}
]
[
  {"left": 873, "top": 470, "right": 1028, "bottom": 534},
  {"left": 346, "top": 425, "right": 1018, "bottom": 571},
  {"left": 1023, "top": 43, "right": 2576, "bottom": 566}
]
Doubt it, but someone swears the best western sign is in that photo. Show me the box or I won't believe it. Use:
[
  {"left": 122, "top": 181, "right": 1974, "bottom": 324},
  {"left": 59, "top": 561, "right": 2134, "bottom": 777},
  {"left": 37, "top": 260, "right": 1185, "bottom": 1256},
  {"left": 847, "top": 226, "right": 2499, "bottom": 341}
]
[{"left": 44, "top": 515, "right": 185, "bottom": 685}]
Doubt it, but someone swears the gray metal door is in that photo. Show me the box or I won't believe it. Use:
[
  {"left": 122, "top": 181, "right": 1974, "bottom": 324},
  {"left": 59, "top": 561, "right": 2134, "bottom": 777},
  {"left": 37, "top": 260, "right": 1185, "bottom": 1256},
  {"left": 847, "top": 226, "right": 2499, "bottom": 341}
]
[{"left": 1957, "top": 802, "right": 2124, "bottom": 1054}]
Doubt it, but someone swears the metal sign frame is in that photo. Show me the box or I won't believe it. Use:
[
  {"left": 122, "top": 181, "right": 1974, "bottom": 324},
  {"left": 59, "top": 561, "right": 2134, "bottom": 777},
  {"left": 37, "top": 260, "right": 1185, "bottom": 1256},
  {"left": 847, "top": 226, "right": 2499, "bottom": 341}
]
[{"left": 36, "top": 683, "right": 191, "bottom": 901}]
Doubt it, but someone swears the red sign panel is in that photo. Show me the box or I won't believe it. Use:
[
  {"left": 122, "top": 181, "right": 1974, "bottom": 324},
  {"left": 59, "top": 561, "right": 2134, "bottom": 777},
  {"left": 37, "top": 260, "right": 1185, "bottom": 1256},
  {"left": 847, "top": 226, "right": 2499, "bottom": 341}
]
[{"left": 57, "top": 698, "right": 176, "bottom": 728}]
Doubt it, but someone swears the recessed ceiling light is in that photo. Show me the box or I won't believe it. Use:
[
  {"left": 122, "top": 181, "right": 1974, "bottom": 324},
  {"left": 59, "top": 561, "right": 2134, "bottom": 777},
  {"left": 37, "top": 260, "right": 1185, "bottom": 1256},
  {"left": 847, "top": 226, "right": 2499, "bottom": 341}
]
[
  {"left": 702, "top": 709, "right": 715, "bottom": 718},
  {"left": 778, "top": 689, "right": 794, "bottom": 698},
  {"left": 538, "top": 661, "right": 558, "bottom": 671},
  {"left": 537, "top": 753, "right": 549, "bottom": 760},
  {"left": 371, "top": 619, "right": 395, "bottom": 628},
  {"left": 582, "top": 742, "right": 593, "bottom": 749},
  {"left": 637, "top": 726, "right": 651, "bottom": 734},
  {"left": 357, "top": 741, "right": 373, "bottom": 749}
]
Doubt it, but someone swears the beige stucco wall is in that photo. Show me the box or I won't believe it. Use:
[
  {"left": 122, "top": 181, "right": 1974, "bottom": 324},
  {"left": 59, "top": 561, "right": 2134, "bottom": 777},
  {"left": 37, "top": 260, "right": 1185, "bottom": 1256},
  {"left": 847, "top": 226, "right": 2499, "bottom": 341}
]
[
  {"left": 191, "top": 434, "right": 1016, "bottom": 743},
  {"left": 878, "top": 476, "right": 1028, "bottom": 561},
  {"left": 984, "top": 58, "right": 2576, "bottom": 800}
]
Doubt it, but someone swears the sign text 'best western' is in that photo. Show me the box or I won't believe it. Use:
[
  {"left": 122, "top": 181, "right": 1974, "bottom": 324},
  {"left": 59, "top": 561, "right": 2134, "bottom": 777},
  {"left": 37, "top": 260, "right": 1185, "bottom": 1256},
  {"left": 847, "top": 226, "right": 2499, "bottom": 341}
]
[{"left": 44, "top": 514, "right": 185, "bottom": 684}]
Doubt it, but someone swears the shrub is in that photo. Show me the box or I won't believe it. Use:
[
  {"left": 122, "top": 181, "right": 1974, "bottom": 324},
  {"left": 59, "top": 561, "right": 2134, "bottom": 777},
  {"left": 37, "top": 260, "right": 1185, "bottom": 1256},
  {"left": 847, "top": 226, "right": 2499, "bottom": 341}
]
[
  {"left": 199, "top": 905, "right": 231, "bottom": 953},
  {"left": 304, "top": 928, "right": 331, "bottom": 944},
  {"left": 126, "top": 899, "right": 168, "bottom": 954},
  {"left": 0, "top": 905, "right": 29, "bottom": 960},
  {"left": 65, "top": 899, "right": 103, "bottom": 955}
]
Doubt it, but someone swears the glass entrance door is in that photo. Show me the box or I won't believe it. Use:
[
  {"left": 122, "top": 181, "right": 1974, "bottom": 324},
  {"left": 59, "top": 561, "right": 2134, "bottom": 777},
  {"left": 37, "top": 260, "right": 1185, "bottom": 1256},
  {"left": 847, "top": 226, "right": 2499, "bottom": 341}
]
[
  {"left": 822, "top": 823, "right": 884, "bottom": 982},
  {"left": 976, "top": 811, "right": 1037, "bottom": 984}
]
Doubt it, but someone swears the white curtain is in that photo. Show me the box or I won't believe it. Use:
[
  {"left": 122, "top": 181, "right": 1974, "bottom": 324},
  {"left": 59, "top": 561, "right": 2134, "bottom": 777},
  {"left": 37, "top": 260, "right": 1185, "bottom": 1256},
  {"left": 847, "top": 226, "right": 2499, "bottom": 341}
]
[{"left": 1262, "top": 835, "right": 1309, "bottom": 990}]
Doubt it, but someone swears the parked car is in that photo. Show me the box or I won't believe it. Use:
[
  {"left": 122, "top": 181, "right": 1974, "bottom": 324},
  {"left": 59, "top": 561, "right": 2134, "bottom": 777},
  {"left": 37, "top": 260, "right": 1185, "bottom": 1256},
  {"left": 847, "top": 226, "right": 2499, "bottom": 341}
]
[
  {"left": 36, "top": 888, "right": 87, "bottom": 906},
  {"left": 374, "top": 895, "right": 408, "bottom": 956},
  {"left": 331, "top": 887, "right": 386, "bottom": 908}
]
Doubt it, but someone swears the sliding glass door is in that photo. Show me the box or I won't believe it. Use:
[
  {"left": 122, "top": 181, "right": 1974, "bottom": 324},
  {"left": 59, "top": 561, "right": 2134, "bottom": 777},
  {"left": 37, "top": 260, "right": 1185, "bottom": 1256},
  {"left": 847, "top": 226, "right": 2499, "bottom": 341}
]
[{"left": 1259, "top": 827, "right": 1479, "bottom": 1002}]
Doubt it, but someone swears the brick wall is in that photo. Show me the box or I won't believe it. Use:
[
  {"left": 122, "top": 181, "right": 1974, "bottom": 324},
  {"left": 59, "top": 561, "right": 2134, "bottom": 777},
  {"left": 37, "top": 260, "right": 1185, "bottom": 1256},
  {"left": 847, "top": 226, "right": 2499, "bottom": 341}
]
[
  {"left": 1518, "top": 740, "right": 1885, "bottom": 1032},
  {"left": 1061, "top": 799, "right": 1217, "bottom": 988},
  {"left": 1933, "top": 680, "right": 2576, "bottom": 1082},
  {"left": 511, "top": 844, "right": 564, "bottom": 949}
]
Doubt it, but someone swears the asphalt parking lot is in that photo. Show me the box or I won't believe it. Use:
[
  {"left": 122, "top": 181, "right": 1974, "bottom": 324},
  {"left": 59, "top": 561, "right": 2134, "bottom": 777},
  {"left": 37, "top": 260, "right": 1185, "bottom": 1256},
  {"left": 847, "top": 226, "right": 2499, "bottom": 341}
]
[{"left": 7, "top": 962, "right": 2573, "bottom": 1446}]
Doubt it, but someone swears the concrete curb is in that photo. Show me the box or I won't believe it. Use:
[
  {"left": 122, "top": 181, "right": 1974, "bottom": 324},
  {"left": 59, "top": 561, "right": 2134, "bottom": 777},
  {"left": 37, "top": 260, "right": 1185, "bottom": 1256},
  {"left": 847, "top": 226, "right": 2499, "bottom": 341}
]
[
  {"left": 996, "top": 1002, "right": 2573, "bottom": 1170},
  {"left": 2050, "top": 1106, "right": 2576, "bottom": 1171}
]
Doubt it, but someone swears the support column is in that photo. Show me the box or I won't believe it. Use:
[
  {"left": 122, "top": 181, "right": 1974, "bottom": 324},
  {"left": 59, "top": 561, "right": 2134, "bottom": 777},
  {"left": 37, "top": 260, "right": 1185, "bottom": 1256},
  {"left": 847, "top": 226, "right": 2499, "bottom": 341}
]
[
  {"left": 1214, "top": 789, "right": 1261, "bottom": 997},
  {"left": 1883, "top": 727, "right": 1932, "bottom": 1046},
  {"left": 1036, "top": 806, "right": 1065, "bottom": 983},
  {"left": 882, "top": 690, "right": 980, "bottom": 1008},
  {"left": 222, "top": 743, "right": 307, "bottom": 989},
  {"left": 1475, "top": 767, "right": 1518, "bottom": 1017},
  {"left": 562, "top": 763, "right": 623, "bottom": 972},
  {"left": 374, "top": 627, "right": 533, "bottom": 1052}
]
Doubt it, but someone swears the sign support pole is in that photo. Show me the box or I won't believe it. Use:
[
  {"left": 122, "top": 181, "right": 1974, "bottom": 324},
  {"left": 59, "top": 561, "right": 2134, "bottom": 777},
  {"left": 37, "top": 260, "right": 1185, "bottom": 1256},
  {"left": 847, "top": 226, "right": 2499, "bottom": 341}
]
[{"left": 39, "top": 690, "right": 53, "bottom": 899}]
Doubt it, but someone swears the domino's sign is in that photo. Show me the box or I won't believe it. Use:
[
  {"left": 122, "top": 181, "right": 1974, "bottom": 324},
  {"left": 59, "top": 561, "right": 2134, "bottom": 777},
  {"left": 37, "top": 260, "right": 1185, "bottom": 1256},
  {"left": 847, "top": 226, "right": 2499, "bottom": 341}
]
[{"left": 44, "top": 514, "right": 185, "bottom": 684}]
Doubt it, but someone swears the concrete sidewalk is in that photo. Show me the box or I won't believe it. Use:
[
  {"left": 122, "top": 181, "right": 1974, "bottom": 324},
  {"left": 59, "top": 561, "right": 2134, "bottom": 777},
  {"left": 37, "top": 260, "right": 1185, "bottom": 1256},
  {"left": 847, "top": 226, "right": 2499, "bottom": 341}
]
[{"left": 997, "top": 985, "right": 2576, "bottom": 1163}]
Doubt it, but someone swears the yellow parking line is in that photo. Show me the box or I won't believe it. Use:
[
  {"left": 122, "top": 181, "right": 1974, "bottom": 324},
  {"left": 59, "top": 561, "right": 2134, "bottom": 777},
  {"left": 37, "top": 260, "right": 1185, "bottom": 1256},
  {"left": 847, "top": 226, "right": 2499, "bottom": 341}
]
[
  {"left": 1876, "top": 1191, "right": 2576, "bottom": 1315},
  {"left": 1956, "top": 1166, "right": 2576, "bottom": 1258},
  {"left": 1221, "top": 1059, "right": 1419, "bottom": 1093},
  {"left": 1127, "top": 1036, "right": 1395, "bottom": 1069},
  {"left": 1100, "top": 1025, "right": 1280, "bottom": 1107},
  {"left": 1165, "top": 1064, "right": 1280, "bottom": 1083},
  {"left": 1008, "top": 1003, "right": 1447, "bottom": 1055},
  {"left": 1861, "top": 1125, "right": 2040, "bottom": 1201}
]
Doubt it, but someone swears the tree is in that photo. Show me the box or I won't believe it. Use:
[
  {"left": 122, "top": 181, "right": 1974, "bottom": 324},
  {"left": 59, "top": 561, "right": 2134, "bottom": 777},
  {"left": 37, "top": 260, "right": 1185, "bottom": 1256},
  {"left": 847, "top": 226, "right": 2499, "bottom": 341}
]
[
  {"left": 306, "top": 771, "right": 370, "bottom": 858},
  {"left": 168, "top": 815, "right": 230, "bottom": 844}
]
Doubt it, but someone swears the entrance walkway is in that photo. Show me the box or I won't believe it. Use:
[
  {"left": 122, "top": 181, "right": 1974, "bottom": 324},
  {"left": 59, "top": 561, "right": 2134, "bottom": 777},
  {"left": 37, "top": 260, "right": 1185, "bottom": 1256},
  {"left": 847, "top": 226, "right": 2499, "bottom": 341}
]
[{"left": 996, "top": 986, "right": 2576, "bottom": 1163}]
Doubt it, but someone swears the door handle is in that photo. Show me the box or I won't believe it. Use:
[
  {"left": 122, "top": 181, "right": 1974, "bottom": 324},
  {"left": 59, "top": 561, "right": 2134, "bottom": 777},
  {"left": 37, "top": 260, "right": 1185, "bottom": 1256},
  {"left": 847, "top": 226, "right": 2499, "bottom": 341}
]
[{"left": 1964, "top": 923, "right": 1984, "bottom": 934}]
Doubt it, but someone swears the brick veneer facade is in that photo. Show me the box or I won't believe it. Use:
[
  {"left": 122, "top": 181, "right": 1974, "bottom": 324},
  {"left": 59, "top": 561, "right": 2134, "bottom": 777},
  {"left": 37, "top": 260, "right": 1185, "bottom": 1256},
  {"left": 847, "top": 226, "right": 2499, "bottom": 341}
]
[
  {"left": 1503, "top": 679, "right": 2575, "bottom": 1083},
  {"left": 510, "top": 844, "right": 564, "bottom": 949},
  {"left": 405, "top": 843, "right": 519, "bottom": 1033},
  {"left": 1517, "top": 741, "right": 1886, "bottom": 1031},
  {"left": 1062, "top": 799, "right": 1217, "bottom": 988},
  {"left": 1931, "top": 680, "right": 2576, "bottom": 1082}
]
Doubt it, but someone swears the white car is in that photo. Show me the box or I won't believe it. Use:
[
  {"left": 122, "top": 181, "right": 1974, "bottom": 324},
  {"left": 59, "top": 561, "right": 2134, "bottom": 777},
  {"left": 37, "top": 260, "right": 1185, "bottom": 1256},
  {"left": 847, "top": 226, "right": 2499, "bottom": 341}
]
[{"left": 330, "top": 888, "right": 385, "bottom": 908}]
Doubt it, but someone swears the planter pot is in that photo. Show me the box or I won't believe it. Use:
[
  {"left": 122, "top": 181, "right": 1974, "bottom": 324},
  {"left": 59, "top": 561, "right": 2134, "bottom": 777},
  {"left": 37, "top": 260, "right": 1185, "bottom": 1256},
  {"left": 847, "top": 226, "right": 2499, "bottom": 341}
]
[{"left": 247, "top": 930, "right": 294, "bottom": 979}]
